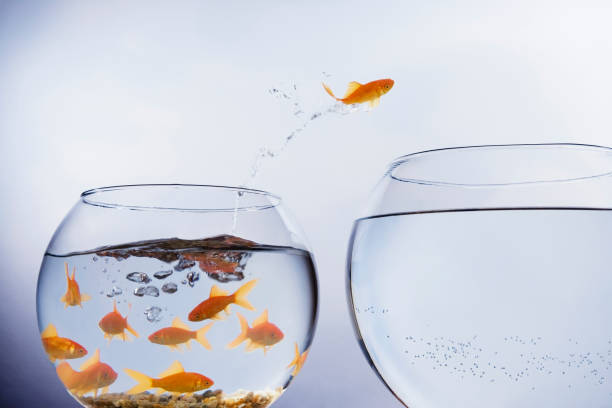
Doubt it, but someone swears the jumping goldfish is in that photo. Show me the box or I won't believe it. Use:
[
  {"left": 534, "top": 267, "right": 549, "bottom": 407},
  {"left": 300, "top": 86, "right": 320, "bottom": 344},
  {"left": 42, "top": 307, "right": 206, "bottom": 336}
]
[
  {"left": 60, "top": 263, "right": 91, "bottom": 308},
  {"left": 41, "top": 324, "right": 87, "bottom": 363},
  {"left": 188, "top": 280, "right": 257, "bottom": 322},
  {"left": 56, "top": 349, "right": 118, "bottom": 397},
  {"left": 287, "top": 342, "right": 309, "bottom": 377},
  {"left": 227, "top": 309, "right": 284, "bottom": 354},
  {"left": 98, "top": 300, "right": 138, "bottom": 342},
  {"left": 148, "top": 317, "right": 214, "bottom": 351},
  {"left": 322, "top": 78, "right": 394, "bottom": 108},
  {"left": 124, "top": 360, "right": 213, "bottom": 396}
]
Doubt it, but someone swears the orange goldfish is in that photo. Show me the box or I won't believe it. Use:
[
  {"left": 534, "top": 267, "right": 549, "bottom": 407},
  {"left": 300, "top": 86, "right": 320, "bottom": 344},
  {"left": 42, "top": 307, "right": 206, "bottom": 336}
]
[
  {"left": 227, "top": 310, "right": 284, "bottom": 354},
  {"left": 148, "top": 317, "right": 214, "bottom": 351},
  {"left": 41, "top": 323, "right": 87, "bottom": 363},
  {"left": 56, "top": 349, "right": 118, "bottom": 397},
  {"left": 322, "top": 78, "right": 394, "bottom": 108},
  {"left": 188, "top": 280, "right": 257, "bottom": 322},
  {"left": 60, "top": 263, "right": 91, "bottom": 308},
  {"left": 124, "top": 360, "right": 213, "bottom": 396},
  {"left": 98, "top": 300, "right": 138, "bottom": 342},
  {"left": 287, "top": 342, "right": 309, "bottom": 377}
]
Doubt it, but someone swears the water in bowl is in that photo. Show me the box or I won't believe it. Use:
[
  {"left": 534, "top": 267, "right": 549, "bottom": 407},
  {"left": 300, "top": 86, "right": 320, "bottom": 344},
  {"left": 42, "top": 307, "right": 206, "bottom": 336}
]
[
  {"left": 37, "top": 234, "right": 317, "bottom": 408},
  {"left": 349, "top": 208, "right": 612, "bottom": 407}
]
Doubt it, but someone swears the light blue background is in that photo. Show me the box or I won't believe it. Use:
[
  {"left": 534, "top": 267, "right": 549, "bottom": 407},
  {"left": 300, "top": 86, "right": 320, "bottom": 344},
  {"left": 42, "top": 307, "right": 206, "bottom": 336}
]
[{"left": 1, "top": 1, "right": 612, "bottom": 407}]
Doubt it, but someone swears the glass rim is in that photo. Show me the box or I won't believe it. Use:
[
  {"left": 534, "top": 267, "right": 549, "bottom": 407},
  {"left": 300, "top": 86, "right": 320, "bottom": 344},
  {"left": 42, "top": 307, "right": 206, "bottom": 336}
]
[
  {"left": 388, "top": 143, "right": 612, "bottom": 187},
  {"left": 80, "top": 183, "right": 282, "bottom": 212}
]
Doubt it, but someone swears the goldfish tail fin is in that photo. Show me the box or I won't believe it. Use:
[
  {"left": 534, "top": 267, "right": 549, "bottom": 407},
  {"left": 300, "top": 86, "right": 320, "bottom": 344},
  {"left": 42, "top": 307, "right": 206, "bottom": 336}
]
[
  {"left": 232, "top": 279, "right": 257, "bottom": 311},
  {"left": 196, "top": 322, "right": 214, "bottom": 350},
  {"left": 126, "top": 322, "right": 139, "bottom": 338},
  {"left": 287, "top": 342, "right": 300, "bottom": 368},
  {"left": 124, "top": 368, "right": 153, "bottom": 395},
  {"left": 322, "top": 83, "right": 340, "bottom": 101},
  {"left": 227, "top": 313, "right": 249, "bottom": 349}
]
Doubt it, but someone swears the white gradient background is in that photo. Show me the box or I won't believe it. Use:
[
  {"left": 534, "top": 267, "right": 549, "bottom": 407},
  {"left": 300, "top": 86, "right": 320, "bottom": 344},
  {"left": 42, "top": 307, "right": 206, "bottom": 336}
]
[{"left": 1, "top": 1, "right": 612, "bottom": 407}]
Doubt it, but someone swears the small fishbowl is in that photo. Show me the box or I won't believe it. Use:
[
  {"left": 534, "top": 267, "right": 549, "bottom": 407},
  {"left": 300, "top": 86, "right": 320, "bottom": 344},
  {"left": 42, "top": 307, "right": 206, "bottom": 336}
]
[
  {"left": 36, "top": 184, "right": 318, "bottom": 408},
  {"left": 348, "top": 144, "right": 612, "bottom": 407}
]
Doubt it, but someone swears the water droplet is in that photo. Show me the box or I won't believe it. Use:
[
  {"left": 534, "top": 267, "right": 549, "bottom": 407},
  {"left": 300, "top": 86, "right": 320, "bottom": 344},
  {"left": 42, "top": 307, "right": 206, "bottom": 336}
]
[
  {"left": 126, "top": 272, "right": 151, "bottom": 283},
  {"left": 92, "top": 256, "right": 98, "bottom": 262},
  {"left": 162, "top": 282, "right": 178, "bottom": 294},
  {"left": 145, "top": 286, "right": 159, "bottom": 297},
  {"left": 144, "top": 306, "right": 162, "bottom": 322},
  {"left": 154, "top": 270, "right": 173, "bottom": 280}
]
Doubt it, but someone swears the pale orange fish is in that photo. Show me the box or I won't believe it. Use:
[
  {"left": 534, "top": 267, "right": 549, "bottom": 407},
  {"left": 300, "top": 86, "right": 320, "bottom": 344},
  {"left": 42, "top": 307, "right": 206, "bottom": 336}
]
[
  {"left": 60, "top": 263, "right": 91, "bottom": 308},
  {"left": 56, "top": 349, "right": 118, "bottom": 397},
  {"left": 322, "top": 78, "right": 394, "bottom": 108},
  {"left": 124, "top": 360, "right": 213, "bottom": 396},
  {"left": 227, "top": 309, "right": 284, "bottom": 354},
  {"left": 41, "top": 323, "right": 87, "bottom": 363},
  {"left": 148, "top": 317, "right": 214, "bottom": 351},
  {"left": 287, "top": 342, "right": 309, "bottom": 377},
  {"left": 188, "top": 280, "right": 257, "bottom": 322},
  {"left": 98, "top": 300, "right": 138, "bottom": 342}
]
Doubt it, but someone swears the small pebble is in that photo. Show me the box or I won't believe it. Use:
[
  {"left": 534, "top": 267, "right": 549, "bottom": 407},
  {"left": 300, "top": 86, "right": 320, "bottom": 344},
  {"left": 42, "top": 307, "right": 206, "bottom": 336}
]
[
  {"left": 154, "top": 270, "right": 173, "bottom": 279},
  {"left": 187, "top": 271, "right": 200, "bottom": 287},
  {"left": 162, "top": 282, "right": 178, "bottom": 294},
  {"left": 174, "top": 257, "right": 195, "bottom": 271},
  {"left": 126, "top": 272, "right": 151, "bottom": 283}
]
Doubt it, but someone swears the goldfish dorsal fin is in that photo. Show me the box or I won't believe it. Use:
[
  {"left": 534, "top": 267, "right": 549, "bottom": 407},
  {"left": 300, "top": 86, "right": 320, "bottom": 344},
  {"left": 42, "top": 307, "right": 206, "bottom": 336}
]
[
  {"left": 158, "top": 360, "right": 184, "bottom": 378},
  {"left": 343, "top": 81, "right": 362, "bottom": 98},
  {"left": 171, "top": 317, "right": 190, "bottom": 331},
  {"left": 64, "top": 263, "right": 70, "bottom": 280},
  {"left": 113, "top": 300, "right": 118, "bottom": 313},
  {"left": 253, "top": 309, "right": 269, "bottom": 326},
  {"left": 71, "top": 266, "right": 76, "bottom": 280},
  {"left": 41, "top": 324, "right": 58, "bottom": 339},
  {"left": 80, "top": 348, "right": 100, "bottom": 371},
  {"left": 210, "top": 285, "right": 228, "bottom": 297}
]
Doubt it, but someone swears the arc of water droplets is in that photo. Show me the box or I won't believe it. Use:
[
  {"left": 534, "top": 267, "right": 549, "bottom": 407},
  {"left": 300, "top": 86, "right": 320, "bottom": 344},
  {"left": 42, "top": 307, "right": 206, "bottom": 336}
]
[{"left": 231, "top": 80, "right": 360, "bottom": 232}]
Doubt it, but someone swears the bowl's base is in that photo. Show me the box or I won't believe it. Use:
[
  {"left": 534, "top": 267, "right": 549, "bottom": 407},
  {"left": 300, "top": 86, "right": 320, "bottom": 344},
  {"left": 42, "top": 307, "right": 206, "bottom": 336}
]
[{"left": 76, "top": 389, "right": 282, "bottom": 408}]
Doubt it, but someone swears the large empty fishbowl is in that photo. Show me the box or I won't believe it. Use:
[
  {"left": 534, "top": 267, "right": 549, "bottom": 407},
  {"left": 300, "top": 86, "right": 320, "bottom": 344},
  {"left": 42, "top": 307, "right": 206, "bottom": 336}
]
[
  {"left": 37, "top": 184, "right": 318, "bottom": 408},
  {"left": 347, "top": 144, "right": 612, "bottom": 407}
]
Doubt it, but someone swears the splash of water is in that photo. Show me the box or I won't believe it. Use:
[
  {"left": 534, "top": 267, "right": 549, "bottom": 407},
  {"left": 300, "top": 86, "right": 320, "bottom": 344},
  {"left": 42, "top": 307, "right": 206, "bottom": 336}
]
[{"left": 231, "top": 77, "right": 361, "bottom": 232}]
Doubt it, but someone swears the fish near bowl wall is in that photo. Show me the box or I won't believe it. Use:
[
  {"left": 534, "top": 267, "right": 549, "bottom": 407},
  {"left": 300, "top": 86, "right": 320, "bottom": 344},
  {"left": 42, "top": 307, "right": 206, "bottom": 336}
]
[{"left": 36, "top": 184, "right": 318, "bottom": 408}]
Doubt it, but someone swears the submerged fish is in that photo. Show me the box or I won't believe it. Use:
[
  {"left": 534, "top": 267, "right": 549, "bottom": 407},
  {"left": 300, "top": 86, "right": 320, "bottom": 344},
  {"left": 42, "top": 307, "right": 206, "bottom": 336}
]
[
  {"left": 188, "top": 280, "right": 257, "bottom": 322},
  {"left": 41, "top": 323, "right": 87, "bottom": 363},
  {"left": 227, "top": 309, "right": 284, "bottom": 354},
  {"left": 148, "top": 317, "right": 214, "bottom": 351},
  {"left": 124, "top": 360, "right": 213, "bottom": 396},
  {"left": 56, "top": 349, "right": 117, "bottom": 397},
  {"left": 60, "top": 263, "right": 91, "bottom": 308},
  {"left": 98, "top": 300, "right": 139, "bottom": 342},
  {"left": 322, "top": 78, "right": 394, "bottom": 108},
  {"left": 287, "top": 342, "right": 309, "bottom": 377}
]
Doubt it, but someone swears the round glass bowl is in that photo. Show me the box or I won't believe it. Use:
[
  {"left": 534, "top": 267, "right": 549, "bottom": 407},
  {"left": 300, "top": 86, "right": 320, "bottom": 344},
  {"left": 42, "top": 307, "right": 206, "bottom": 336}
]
[
  {"left": 37, "top": 184, "right": 318, "bottom": 408},
  {"left": 347, "top": 144, "right": 612, "bottom": 407}
]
